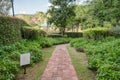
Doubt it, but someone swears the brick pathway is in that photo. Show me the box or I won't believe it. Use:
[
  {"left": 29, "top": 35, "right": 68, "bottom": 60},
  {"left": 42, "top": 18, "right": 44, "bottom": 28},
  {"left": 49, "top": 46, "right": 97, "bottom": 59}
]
[{"left": 41, "top": 44, "right": 78, "bottom": 80}]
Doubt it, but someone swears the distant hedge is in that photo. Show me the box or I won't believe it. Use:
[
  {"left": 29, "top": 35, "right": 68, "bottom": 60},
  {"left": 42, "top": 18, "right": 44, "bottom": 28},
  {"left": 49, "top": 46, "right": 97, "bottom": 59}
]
[
  {"left": 83, "top": 27, "right": 110, "bottom": 40},
  {"left": 47, "top": 32, "right": 83, "bottom": 38},
  {"left": 110, "top": 26, "right": 120, "bottom": 37},
  {"left": 21, "top": 26, "right": 46, "bottom": 40},
  {"left": 47, "top": 34, "right": 63, "bottom": 38},
  {"left": 65, "top": 32, "right": 83, "bottom": 38},
  {"left": 0, "top": 16, "right": 29, "bottom": 45}
]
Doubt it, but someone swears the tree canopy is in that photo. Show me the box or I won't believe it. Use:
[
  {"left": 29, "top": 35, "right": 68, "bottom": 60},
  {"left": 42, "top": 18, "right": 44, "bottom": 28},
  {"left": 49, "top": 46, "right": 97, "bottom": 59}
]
[{"left": 48, "top": 0, "right": 76, "bottom": 35}]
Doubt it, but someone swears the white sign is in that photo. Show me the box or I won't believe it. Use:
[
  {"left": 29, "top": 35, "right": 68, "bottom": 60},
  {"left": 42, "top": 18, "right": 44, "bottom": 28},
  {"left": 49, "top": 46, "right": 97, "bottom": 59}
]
[{"left": 20, "top": 53, "right": 30, "bottom": 66}]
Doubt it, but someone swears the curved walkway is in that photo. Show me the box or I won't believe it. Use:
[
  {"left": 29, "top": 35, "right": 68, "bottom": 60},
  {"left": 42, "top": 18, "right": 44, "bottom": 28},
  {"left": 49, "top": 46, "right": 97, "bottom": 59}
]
[{"left": 41, "top": 44, "right": 78, "bottom": 80}]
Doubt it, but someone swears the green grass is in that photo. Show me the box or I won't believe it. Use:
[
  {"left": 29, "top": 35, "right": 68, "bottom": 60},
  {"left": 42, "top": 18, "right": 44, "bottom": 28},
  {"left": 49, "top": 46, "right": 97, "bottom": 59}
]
[{"left": 67, "top": 45, "right": 96, "bottom": 80}]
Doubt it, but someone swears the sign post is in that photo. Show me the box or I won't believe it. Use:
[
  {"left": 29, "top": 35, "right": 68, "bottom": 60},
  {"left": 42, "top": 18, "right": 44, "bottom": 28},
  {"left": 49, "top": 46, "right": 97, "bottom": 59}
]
[{"left": 20, "top": 53, "right": 30, "bottom": 74}]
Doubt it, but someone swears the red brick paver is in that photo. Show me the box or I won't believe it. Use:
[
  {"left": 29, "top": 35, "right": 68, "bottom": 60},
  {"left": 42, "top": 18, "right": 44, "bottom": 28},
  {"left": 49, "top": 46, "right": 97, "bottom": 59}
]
[{"left": 41, "top": 44, "right": 78, "bottom": 80}]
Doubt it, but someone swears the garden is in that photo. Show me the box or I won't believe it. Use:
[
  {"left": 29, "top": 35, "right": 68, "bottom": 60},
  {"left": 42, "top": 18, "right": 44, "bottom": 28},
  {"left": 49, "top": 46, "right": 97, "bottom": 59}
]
[
  {"left": 0, "top": 16, "right": 71, "bottom": 80},
  {"left": 0, "top": 0, "right": 120, "bottom": 80}
]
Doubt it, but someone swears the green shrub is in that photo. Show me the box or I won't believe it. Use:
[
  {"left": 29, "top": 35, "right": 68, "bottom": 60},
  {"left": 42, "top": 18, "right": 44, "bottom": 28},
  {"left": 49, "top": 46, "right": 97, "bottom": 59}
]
[
  {"left": 0, "top": 39, "right": 42, "bottom": 80},
  {"left": 83, "top": 27, "right": 110, "bottom": 40},
  {"left": 110, "top": 26, "right": 120, "bottom": 37},
  {"left": 70, "top": 37, "right": 120, "bottom": 80},
  {"left": 21, "top": 27, "right": 46, "bottom": 40},
  {"left": 0, "top": 36, "right": 72, "bottom": 80},
  {"left": 36, "top": 37, "right": 71, "bottom": 48},
  {"left": 47, "top": 34, "right": 63, "bottom": 38},
  {"left": 0, "top": 16, "right": 29, "bottom": 45},
  {"left": 0, "top": 58, "right": 19, "bottom": 80},
  {"left": 97, "top": 63, "right": 120, "bottom": 80},
  {"left": 48, "top": 32, "right": 83, "bottom": 38},
  {"left": 65, "top": 32, "right": 83, "bottom": 38},
  {"left": 52, "top": 38, "right": 71, "bottom": 45},
  {"left": 37, "top": 37, "right": 53, "bottom": 48}
]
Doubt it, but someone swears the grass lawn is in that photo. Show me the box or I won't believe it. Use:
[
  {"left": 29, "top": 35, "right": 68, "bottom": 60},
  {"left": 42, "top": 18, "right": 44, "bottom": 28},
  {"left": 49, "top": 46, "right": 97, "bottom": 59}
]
[
  {"left": 16, "top": 46, "right": 55, "bottom": 80},
  {"left": 67, "top": 45, "right": 96, "bottom": 80}
]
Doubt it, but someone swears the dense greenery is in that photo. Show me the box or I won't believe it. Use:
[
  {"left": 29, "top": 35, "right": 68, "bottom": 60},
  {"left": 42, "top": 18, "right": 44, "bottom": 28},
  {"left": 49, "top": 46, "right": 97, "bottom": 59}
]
[
  {"left": 47, "top": 34, "right": 63, "bottom": 38},
  {"left": 0, "top": 37, "right": 71, "bottom": 80},
  {"left": 83, "top": 27, "right": 110, "bottom": 40},
  {"left": 48, "top": 32, "right": 83, "bottom": 38},
  {"left": 21, "top": 26, "right": 46, "bottom": 40},
  {"left": 0, "top": 16, "right": 29, "bottom": 45},
  {"left": 65, "top": 32, "right": 83, "bottom": 38},
  {"left": 0, "top": 16, "right": 71, "bottom": 80},
  {"left": 48, "top": 0, "right": 76, "bottom": 35},
  {"left": 70, "top": 37, "right": 120, "bottom": 80},
  {"left": 0, "top": 40, "right": 42, "bottom": 80},
  {"left": 0, "top": 0, "right": 120, "bottom": 80},
  {"left": 69, "top": 0, "right": 120, "bottom": 30},
  {"left": 88, "top": 0, "right": 120, "bottom": 27}
]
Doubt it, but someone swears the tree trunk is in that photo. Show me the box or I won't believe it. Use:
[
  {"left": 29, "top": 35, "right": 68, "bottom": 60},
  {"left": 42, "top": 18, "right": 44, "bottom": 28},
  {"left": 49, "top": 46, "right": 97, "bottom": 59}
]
[
  {"left": 60, "top": 28, "right": 65, "bottom": 36},
  {"left": 72, "top": 25, "right": 74, "bottom": 32},
  {"left": 62, "top": 28, "right": 65, "bottom": 36},
  {"left": 76, "top": 25, "right": 79, "bottom": 32}
]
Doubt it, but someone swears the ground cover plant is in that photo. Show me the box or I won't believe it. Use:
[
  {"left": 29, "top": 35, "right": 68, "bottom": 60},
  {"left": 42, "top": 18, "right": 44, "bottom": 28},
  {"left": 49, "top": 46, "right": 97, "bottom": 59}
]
[
  {"left": 70, "top": 37, "right": 120, "bottom": 80},
  {"left": 0, "top": 36, "right": 71, "bottom": 80}
]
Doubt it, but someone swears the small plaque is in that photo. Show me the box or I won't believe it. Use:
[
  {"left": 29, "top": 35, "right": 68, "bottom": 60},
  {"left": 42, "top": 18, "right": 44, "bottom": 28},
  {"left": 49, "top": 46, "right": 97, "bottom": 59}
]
[{"left": 20, "top": 53, "right": 30, "bottom": 66}]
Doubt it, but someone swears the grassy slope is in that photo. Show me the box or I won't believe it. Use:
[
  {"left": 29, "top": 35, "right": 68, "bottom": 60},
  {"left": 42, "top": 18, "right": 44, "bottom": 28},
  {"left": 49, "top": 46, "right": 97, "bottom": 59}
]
[{"left": 67, "top": 45, "right": 96, "bottom": 80}]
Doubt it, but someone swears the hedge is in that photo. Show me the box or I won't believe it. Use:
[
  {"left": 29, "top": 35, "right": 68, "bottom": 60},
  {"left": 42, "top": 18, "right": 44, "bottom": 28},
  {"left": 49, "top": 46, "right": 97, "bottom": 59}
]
[
  {"left": 110, "top": 26, "right": 120, "bottom": 37},
  {"left": 65, "top": 32, "right": 83, "bottom": 38},
  {"left": 83, "top": 27, "right": 110, "bottom": 40},
  {"left": 21, "top": 26, "right": 46, "bottom": 40},
  {"left": 48, "top": 32, "right": 83, "bottom": 38},
  {"left": 47, "top": 34, "right": 63, "bottom": 38},
  {"left": 0, "top": 16, "right": 29, "bottom": 45}
]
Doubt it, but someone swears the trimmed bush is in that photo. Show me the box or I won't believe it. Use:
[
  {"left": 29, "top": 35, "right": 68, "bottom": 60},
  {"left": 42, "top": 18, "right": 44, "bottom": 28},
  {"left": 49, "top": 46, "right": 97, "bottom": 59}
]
[
  {"left": 110, "top": 26, "right": 120, "bottom": 37},
  {"left": 47, "top": 34, "right": 63, "bottom": 38},
  {"left": 52, "top": 38, "right": 71, "bottom": 45},
  {"left": 0, "top": 16, "right": 29, "bottom": 45},
  {"left": 37, "top": 37, "right": 53, "bottom": 48},
  {"left": 21, "top": 27, "right": 46, "bottom": 40},
  {"left": 65, "top": 32, "right": 83, "bottom": 38},
  {"left": 83, "top": 27, "right": 110, "bottom": 40}
]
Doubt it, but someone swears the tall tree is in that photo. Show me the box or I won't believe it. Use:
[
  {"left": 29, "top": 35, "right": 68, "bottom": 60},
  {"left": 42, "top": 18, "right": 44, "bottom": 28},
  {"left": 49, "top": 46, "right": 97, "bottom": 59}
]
[
  {"left": 0, "top": 0, "right": 11, "bottom": 15},
  {"left": 48, "top": 0, "right": 76, "bottom": 35},
  {"left": 88, "top": 0, "right": 120, "bottom": 27}
]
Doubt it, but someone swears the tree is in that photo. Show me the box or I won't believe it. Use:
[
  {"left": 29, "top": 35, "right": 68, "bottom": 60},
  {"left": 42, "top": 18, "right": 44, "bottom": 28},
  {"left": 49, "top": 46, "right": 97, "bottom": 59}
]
[
  {"left": 75, "top": 4, "right": 91, "bottom": 29},
  {"left": 88, "top": 0, "right": 120, "bottom": 27},
  {"left": 0, "top": 0, "right": 11, "bottom": 15},
  {"left": 48, "top": 0, "right": 76, "bottom": 35},
  {"left": 34, "top": 11, "right": 45, "bottom": 26}
]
